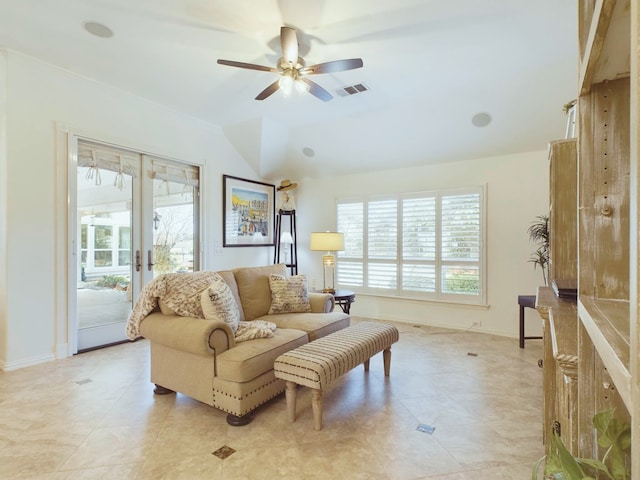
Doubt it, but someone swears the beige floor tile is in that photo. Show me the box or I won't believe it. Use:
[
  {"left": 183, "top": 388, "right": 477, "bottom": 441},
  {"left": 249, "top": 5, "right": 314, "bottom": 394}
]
[
  {"left": 0, "top": 318, "right": 545, "bottom": 479},
  {"left": 367, "top": 429, "right": 463, "bottom": 479}
]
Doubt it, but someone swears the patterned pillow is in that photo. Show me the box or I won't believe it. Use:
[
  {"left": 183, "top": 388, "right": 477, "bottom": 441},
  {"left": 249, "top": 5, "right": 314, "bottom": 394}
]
[
  {"left": 268, "top": 274, "right": 312, "bottom": 314},
  {"left": 201, "top": 274, "right": 240, "bottom": 333},
  {"left": 160, "top": 271, "right": 221, "bottom": 318}
]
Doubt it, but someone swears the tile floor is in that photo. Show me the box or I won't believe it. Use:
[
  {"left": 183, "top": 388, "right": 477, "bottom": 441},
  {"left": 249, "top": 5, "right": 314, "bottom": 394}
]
[{"left": 0, "top": 318, "right": 545, "bottom": 479}]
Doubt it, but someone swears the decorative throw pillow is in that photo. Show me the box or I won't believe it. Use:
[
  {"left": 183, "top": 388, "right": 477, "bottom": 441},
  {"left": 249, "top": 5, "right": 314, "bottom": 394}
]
[
  {"left": 268, "top": 274, "right": 312, "bottom": 314},
  {"left": 200, "top": 274, "right": 240, "bottom": 333},
  {"left": 160, "top": 271, "right": 221, "bottom": 319}
]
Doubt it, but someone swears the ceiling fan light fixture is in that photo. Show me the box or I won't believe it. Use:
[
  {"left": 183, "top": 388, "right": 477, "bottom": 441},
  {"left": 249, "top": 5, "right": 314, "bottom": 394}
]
[
  {"left": 217, "top": 26, "right": 363, "bottom": 102},
  {"left": 278, "top": 74, "right": 294, "bottom": 94},
  {"left": 295, "top": 79, "right": 309, "bottom": 94}
]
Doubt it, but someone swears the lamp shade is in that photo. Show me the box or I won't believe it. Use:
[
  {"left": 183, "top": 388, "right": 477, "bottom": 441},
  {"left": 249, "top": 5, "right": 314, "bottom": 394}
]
[
  {"left": 310, "top": 232, "right": 344, "bottom": 252},
  {"left": 280, "top": 231, "right": 294, "bottom": 244}
]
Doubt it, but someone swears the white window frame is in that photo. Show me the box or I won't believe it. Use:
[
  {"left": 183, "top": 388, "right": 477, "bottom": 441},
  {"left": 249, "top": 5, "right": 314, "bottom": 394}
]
[{"left": 336, "top": 186, "right": 486, "bottom": 305}]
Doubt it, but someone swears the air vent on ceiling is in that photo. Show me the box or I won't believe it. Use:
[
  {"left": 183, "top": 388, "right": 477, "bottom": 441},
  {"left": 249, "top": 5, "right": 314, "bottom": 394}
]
[{"left": 336, "top": 83, "right": 369, "bottom": 97}]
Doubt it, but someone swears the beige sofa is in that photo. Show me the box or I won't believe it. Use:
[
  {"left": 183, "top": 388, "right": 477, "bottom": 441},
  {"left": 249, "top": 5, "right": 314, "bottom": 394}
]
[{"left": 139, "top": 264, "right": 350, "bottom": 425}]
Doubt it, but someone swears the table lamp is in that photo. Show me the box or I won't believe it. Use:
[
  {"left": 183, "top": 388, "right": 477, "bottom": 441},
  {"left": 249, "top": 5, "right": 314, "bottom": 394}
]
[{"left": 310, "top": 231, "right": 344, "bottom": 293}]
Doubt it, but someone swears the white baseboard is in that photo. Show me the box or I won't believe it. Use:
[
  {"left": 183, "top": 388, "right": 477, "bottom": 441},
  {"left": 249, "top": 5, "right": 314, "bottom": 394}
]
[
  {"left": 0, "top": 353, "right": 55, "bottom": 372},
  {"left": 351, "top": 312, "right": 517, "bottom": 339}
]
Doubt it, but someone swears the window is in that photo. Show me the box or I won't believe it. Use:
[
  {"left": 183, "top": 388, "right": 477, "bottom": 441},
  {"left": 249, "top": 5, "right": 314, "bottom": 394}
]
[
  {"left": 336, "top": 187, "right": 485, "bottom": 304},
  {"left": 93, "top": 225, "right": 113, "bottom": 267}
]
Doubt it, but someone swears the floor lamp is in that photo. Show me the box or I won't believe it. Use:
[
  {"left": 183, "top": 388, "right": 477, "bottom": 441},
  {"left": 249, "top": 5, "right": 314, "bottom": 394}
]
[{"left": 310, "top": 232, "right": 344, "bottom": 293}]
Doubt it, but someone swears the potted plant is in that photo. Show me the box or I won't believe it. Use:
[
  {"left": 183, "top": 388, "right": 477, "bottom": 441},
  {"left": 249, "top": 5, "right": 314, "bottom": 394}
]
[
  {"left": 532, "top": 408, "right": 631, "bottom": 479},
  {"left": 528, "top": 214, "right": 550, "bottom": 286}
]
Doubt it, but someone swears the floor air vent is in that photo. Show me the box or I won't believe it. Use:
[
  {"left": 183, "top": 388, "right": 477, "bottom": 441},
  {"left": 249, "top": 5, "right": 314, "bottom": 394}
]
[{"left": 336, "top": 83, "right": 369, "bottom": 97}]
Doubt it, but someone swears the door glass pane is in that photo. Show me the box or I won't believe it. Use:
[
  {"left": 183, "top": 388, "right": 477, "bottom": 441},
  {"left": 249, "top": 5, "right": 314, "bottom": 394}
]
[
  {"left": 152, "top": 160, "right": 198, "bottom": 276},
  {"left": 77, "top": 166, "right": 133, "bottom": 333}
]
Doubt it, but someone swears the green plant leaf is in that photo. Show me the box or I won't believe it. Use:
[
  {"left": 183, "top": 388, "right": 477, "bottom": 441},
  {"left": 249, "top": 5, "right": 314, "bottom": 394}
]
[
  {"left": 576, "top": 458, "right": 614, "bottom": 479},
  {"left": 532, "top": 455, "right": 545, "bottom": 480},
  {"left": 608, "top": 447, "right": 629, "bottom": 480},
  {"left": 590, "top": 409, "right": 631, "bottom": 480},
  {"left": 593, "top": 409, "right": 615, "bottom": 447},
  {"left": 544, "top": 432, "right": 585, "bottom": 480}
]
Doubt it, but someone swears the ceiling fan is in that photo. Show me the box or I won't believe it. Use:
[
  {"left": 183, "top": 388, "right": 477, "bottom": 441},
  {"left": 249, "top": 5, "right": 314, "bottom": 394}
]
[{"left": 217, "top": 26, "right": 363, "bottom": 102}]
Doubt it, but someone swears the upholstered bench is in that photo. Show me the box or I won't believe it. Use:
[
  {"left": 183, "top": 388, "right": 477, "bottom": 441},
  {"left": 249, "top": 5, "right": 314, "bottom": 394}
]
[{"left": 273, "top": 321, "right": 399, "bottom": 430}]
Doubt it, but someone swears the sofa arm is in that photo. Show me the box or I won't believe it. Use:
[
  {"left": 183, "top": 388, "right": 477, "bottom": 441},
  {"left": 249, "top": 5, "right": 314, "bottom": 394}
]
[
  {"left": 139, "top": 312, "right": 236, "bottom": 356},
  {"left": 309, "top": 292, "right": 334, "bottom": 313}
]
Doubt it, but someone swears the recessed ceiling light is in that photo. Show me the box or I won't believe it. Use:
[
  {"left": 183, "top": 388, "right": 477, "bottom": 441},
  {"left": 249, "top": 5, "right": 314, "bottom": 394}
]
[
  {"left": 472, "top": 112, "right": 492, "bottom": 127},
  {"left": 302, "top": 147, "right": 315, "bottom": 157},
  {"left": 83, "top": 21, "right": 114, "bottom": 39}
]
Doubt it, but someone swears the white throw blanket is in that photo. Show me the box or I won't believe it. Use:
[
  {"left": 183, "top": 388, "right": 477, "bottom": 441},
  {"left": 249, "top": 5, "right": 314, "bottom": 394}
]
[
  {"left": 126, "top": 271, "right": 221, "bottom": 340},
  {"left": 126, "top": 272, "right": 276, "bottom": 342}
]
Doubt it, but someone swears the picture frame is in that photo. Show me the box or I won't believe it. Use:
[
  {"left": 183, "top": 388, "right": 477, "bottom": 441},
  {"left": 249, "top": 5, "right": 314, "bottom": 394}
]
[{"left": 223, "top": 175, "right": 275, "bottom": 247}]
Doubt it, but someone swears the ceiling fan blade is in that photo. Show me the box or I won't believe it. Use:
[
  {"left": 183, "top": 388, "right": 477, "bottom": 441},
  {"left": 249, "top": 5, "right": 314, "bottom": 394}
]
[
  {"left": 255, "top": 80, "right": 281, "bottom": 101},
  {"left": 280, "top": 26, "right": 299, "bottom": 65},
  {"left": 302, "top": 58, "right": 364, "bottom": 75},
  {"left": 300, "top": 78, "right": 333, "bottom": 102},
  {"left": 217, "top": 59, "right": 277, "bottom": 73}
]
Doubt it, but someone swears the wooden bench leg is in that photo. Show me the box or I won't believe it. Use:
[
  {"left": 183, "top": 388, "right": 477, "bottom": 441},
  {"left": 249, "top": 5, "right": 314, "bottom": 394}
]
[
  {"left": 383, "top": 346, "right": 392, "bottom": 376},
  {"left": 311, "top": 389, "right": 323, "bottom": 431},
  {"left": 364, "top": 359, "right": 370, "bottom": 371},
  {"left": 285, "top": 381, "right": 297, "bottom": 423}
]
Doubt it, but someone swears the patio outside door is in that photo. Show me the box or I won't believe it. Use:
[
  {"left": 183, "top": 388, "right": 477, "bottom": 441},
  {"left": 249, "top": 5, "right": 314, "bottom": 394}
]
[{"left": 73, "top": 139, "right": 199, "bottom": 352}]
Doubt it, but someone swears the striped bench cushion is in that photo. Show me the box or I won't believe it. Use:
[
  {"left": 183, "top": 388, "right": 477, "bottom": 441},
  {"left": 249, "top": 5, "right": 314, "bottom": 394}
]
[{"left": 274, "top": 322, "right": 399, "bottom": 390}]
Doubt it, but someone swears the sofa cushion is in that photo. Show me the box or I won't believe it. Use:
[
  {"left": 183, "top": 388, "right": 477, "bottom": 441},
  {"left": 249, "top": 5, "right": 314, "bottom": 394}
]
[
  {"left": 201, "top": 275, "right": 240, "bottom": 333},
  {"left": 216, "top": 270, "right": 245, "bottom": 322},
  {"left": 257, "top": 311, "right": 351, "bottom": 342},
  {"left": 234, "top": 264, "right": 287, "bottom": 321},
  {"left": 268, "top": 274, "right": 312, "bottom": 314},
  {"left": 215, "top": 328, "right": 308, "bottom": 383}
]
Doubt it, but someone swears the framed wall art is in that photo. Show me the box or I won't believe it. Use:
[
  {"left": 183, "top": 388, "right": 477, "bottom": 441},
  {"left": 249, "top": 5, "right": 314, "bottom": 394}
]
[{"left": 223, "top": 175, "right": 275, "bottom": 247}]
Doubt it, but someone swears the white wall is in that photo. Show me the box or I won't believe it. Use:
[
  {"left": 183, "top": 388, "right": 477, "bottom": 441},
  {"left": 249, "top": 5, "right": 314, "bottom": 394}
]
[
  {"left": 0, "top": 48, "right": 551, "bottom": 369},
  {"left": 0, "top": 49, "right": 271, "bottom": 370},
  {"left": 295, "top": 151, "right": 550, "bottom": 338}
]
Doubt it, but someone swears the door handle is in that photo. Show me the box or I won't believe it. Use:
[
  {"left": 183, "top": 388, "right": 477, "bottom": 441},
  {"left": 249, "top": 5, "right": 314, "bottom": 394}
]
[
  {"left": 147, "top": 249, "right": 155, "bottom": 271},
  {"left": 135, "top": 250, "right": 142, "bottom": 272}
]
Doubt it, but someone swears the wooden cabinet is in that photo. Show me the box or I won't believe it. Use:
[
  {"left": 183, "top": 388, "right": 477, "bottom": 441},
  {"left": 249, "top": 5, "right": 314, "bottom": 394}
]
[
  {"left": 549, "top": 139, "right": 578, "bottom": 285},
  {"left": 575, "top": 0, "right": 635, "bottom": 474},
  {"left": 540, "top": 1, "right": 637, "bottom": 473},
  {"left": 537, "top": 287, "right": 578, "bottom": 452},
  {"left": 537, "top": 140, "right": 579, "bottom": 454}
]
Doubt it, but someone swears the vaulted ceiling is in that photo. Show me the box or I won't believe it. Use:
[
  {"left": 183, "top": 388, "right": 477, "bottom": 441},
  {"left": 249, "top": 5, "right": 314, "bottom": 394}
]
[{"left": 0, "top": 0, "right": 578, "bottom": 179}]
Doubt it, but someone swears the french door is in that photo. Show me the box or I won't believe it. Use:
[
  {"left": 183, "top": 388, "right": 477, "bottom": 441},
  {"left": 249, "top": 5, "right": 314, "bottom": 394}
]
[{"left": 71, "top": 138, "right": 200, "bottom": 352}]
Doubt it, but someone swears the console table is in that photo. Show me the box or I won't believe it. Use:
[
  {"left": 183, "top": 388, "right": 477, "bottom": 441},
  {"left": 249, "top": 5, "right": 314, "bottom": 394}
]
[{"left": 518, "top": 294, "right": 542, "bottom": 348}]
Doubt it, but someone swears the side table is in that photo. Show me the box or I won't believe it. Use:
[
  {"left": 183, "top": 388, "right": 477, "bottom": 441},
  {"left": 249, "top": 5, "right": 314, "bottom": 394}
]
[
  {"left": 518, "top": 294, "right": 542, "bottom": 348},
  {"left": 332, "top": 289, "right": 356, "bottom": 314}
]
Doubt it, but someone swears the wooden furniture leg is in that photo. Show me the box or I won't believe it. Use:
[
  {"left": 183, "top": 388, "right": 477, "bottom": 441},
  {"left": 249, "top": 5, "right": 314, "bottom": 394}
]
[
  {"left": 364, "top": 359, "right": 370, "bottom": 371},
  {"left": 285, "top": 381, "right": 297, "bottom": 423},
  {"left": 311, "top": 389, "right": 323, "bottom": 431},
  {"left": 383, "top": 347, "right": 391, "bottom": 376},
  {"left": 519, "top": 303, "right": 526, "bottom": 348}
]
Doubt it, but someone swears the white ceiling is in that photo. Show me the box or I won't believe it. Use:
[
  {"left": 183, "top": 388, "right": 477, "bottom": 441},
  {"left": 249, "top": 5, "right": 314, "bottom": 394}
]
[{"left": 0, "top": 0, "right": 578, "bottom": 180}]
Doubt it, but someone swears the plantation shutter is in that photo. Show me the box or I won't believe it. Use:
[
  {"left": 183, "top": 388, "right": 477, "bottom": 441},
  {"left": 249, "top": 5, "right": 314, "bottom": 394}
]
[
  {"left": 337, "top": 202, "right": 364, "bottom": 287},
  {"left": 402, "top": 195, "right": 437, "bottom": 293},
  {"left": 367, "top": 199, "right": 397, "bottom": 289},
  {"left": 336, "top": 186, "right": 484, "bottom": 303},
  {"left": 440, "top": 192, "right": 481, "bottom": 295}
]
